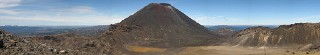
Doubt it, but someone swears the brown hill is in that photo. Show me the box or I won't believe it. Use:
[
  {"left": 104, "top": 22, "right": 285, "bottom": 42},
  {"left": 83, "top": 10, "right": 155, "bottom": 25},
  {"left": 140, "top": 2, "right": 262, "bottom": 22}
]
[
  {"left": 105, "top": 3, "right": 218, "bottom": 54},
  {"left": 232, "top": 23, "right": 320, "bottom": 47}
]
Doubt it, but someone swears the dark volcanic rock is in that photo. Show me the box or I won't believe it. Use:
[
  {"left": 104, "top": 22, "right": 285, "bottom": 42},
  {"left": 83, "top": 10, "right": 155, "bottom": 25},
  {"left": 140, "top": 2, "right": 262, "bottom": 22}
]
[
  {"left": 232, "top": 23, "right": 320, "bottom": 47},
  {"left": 0, "top": 29, "right": 17, "bottom": 49},
  {"left": 211, "top": 28, "right": 236, "bottom": 37},
  {"left": 0, "top": 30, "right": 109, "bottom": 55},
  {"left": 119, "top": 3, "right": 211, "bottom": 35},
  {"left": 105, "top": 3, "right": 218, "bottom": 55}
]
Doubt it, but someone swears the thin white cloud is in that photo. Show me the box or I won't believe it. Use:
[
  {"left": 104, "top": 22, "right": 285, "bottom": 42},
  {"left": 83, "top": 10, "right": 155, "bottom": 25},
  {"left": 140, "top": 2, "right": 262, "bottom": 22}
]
[
  {"left": 0, "top": 15, "right": 124, "bottom": 25},
  {"left": 0, "top": 0, "right": 21, "bottom": 8},
  {"left": 191, "top": 15, "right": 243, "bottom": 25},
  {"left": 1, "top": 5, "right": 125, "bottom": 25},
  {"left": 47, "top": 6, "right": 96, "bottom": 15},
  {"left": 293, "top": 15, "right": 320, "bottom": 23},
  {"left": 0, "top": 9, "right": 21, "bottom": 15},
  {"left": 0, "top": 0, "right": 22, "bottom": 15},
  {"left": 69, "top": 6, "right": 95, "bottom": 14},
  {"left": 295, "top": 15, "right": 320, "bottom": 20},
  {"left": 191, "top": 15, "right": 320, "bottom": 25}
]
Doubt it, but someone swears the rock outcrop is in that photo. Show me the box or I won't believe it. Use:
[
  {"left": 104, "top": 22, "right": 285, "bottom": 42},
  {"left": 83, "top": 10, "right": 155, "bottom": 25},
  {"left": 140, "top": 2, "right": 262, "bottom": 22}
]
[
  {"left": 0, "top": 29, "right": 18, "bottom": 49},
  {"left": 233, "top": 23, "right": 320, "bottom": 47},
  {"left": 211, "top": 28, "right": 236, "bottom": 37}
]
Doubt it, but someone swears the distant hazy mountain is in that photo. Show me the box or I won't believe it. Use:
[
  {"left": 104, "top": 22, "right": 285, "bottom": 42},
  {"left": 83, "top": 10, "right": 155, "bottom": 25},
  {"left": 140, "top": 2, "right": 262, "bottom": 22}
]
[
  {"left": 67, "top": 25, "right": 108, "bottom": 37},
  {"left": 0, "top": 26, "right": 66, "bottom": 36},
  {"left": 205, "top": 25, "right": 279, "bottom": 32},
  {"left": 0, "top": 25, "right": 108, "bottom": 37}
]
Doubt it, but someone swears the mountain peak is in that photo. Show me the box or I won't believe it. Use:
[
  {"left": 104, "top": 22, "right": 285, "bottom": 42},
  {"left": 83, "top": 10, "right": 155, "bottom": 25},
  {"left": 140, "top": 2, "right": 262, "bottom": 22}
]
[
  {"left": 118, "top": 3, "right": 211, "bottom": 34},
  {"left": 150, "top": 3, "right": 171, "bottom": 6}
]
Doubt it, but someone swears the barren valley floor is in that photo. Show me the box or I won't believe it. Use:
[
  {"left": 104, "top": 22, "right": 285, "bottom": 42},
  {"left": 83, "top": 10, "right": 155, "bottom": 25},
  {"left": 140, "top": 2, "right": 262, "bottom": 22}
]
[{"left": 128, "top": 45, "right": 320, "bottom": 55}]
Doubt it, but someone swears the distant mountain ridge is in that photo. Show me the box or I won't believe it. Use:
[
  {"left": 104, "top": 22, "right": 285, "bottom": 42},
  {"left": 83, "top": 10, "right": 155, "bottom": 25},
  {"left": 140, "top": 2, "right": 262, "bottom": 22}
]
[
  {"left": 205, "top": 25, "right": 278, "bottom": 31},
  {"left": 232, "top": 23, "right": 320, "bottom": 47},
  {"left": 1, "top": 25, "right": 278, "bottom": 37},
  {"left": 0, "top": 25, "right": 108, "bottom": 37}
]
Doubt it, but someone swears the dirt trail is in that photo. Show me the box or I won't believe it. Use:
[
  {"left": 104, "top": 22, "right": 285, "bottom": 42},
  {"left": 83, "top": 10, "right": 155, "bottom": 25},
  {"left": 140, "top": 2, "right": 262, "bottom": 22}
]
[
  {"left": 126, "top": 45, "right": 167, "bottom": 53},
  {"left": 176, "top": 46, "right": 320, "bottom": 55},
  {"left": 177, "top": 46, "right": 280, "bottom": 55}
]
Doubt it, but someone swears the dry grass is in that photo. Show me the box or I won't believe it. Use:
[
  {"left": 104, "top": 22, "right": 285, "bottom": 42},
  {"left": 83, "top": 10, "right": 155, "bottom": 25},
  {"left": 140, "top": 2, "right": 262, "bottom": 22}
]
[
  {"left": 126, "top": 45, "right": 166, "bottom": 53},
  {"left": 177, "top": 46, "right": 287, "bottom": 55}
]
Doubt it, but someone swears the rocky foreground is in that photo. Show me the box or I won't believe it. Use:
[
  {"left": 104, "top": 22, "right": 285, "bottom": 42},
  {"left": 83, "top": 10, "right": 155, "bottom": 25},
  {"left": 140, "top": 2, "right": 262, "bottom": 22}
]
[{"left": 0, "top": 29, "right": 112, "bottom": 55}]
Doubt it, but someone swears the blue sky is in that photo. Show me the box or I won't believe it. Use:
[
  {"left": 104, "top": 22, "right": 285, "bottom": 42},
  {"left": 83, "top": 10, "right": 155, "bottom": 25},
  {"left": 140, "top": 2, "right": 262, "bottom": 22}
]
[{"left": 0, "top": 0, "right": 320, "bottom": 26}]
